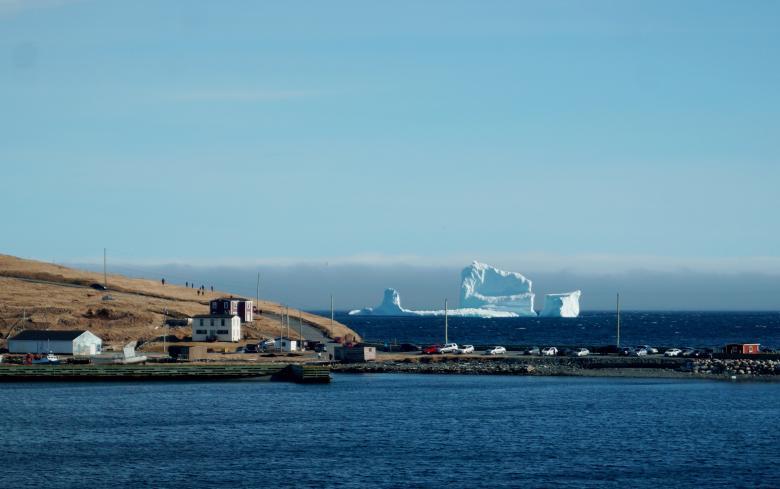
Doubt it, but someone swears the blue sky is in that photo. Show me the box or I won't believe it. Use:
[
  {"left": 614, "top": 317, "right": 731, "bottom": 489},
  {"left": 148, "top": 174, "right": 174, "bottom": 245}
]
[{"left": 1, "top": 1, "right": 779, "bottom": 308}]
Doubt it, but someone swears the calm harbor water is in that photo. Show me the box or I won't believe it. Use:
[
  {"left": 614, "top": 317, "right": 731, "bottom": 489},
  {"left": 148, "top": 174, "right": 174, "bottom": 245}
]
[
  {"left": 335, "top": 311, "right": 780, "bottom": 348},
  {"left": 1, "top": 374, "right": 778, "bottom": 488}
]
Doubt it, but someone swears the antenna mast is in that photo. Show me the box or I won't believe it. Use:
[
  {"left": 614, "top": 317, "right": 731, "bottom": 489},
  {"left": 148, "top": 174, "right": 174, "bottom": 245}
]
[{"left": 103, "top": 248, "right": 107, "bottom": 288}]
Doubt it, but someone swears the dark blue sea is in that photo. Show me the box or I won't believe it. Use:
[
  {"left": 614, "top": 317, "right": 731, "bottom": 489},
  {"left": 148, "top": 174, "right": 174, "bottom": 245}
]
[
  {"left": 1, "top": 374, "right": 778, "bottom": 488},
  {"left": 334, "top": 311, "right": 780, "bottom": 349}
]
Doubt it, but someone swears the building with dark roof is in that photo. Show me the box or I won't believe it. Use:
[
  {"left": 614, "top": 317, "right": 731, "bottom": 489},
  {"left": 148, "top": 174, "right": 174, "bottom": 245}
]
[
  {"left": 209, "top": 297, "right": 253, "bottom": 323},
  {"left": 8, "top": 330, "right": 103, "bottom": 355}
]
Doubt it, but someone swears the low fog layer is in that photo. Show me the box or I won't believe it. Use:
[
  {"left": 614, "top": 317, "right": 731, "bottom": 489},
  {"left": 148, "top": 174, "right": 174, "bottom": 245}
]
[{"left": 73, "top": 263, "right": 780, "bottom": 312}]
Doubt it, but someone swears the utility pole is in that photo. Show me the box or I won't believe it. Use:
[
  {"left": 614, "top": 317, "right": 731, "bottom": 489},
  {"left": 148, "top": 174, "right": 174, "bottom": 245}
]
[
  {"left": 103, "top": 248, "right": 107, "bottom": 289},
  {"left": 255, "top": 272, "right": 260, "bottom": 310},
  {"left": 286, "top": 306, "right": 290, "bottom": 345},
  {"left": 299, "top": 312, "right": 303, "bottom": 352},
  {"left": 616, "top": 293, "right": 621, "bottom": 349},
  {"left": 444, "top": 298, "right": 449, "bottom": 344},
  {"left": 163, "top": 308, "right": 167, "bottom": 355},
  {"left": 278, "top": 308, "right": 283, "bottom": 352},
  {"left": 330, "top": 294, "right": 334, "bottom": 338}
]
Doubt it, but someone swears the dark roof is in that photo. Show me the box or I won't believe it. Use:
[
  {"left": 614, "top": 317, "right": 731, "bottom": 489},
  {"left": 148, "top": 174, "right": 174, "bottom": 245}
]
[
  {"left": 10, "top": 330, "right": 89, "bottom": 341},
  {"left": 192, "top": 314, "right": 239, "bottom": 319},
  {"left": 211, "top": 297, "right": 251, "bottom": 302}
]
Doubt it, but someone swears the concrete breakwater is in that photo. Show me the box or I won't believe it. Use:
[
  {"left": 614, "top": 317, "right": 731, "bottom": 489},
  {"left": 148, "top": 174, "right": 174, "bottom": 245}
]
[{"left": 331, "top": 355, "right": 780, "bottom": 380}]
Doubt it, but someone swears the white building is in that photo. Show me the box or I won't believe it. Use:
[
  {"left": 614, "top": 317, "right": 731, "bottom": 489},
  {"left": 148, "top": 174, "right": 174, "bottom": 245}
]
[
  {"left": 274, "top": 337, "right": 299, "bottom": 352},
  {"left": 192, "top": 314, "right": 241, "bottom": 342},
  {"left": 8, "top": 330, "right": 103, "bottom": 355}
]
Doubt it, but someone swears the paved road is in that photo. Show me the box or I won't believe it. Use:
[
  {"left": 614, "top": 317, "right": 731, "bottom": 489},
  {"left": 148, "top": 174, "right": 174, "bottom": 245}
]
[{"left": 261, "top": 312, "right": 330, "bottom": 343}]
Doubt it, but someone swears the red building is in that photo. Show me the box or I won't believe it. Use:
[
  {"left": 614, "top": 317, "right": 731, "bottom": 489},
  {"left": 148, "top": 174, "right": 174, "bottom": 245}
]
[
  {"left": 210, "top": 297, "right": 254, "bottom": 323},
  {"left": 724, "top": 343, "right": 760, "bottom": 354}
]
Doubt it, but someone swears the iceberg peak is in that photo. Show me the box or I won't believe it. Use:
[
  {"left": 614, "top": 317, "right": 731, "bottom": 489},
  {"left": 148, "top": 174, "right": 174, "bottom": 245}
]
[
  {"left": 460, "top": 262, "right": 536, "bottom": 316},
  {"left": 348, "top": 288, "right": 410, "bottom": 316}
]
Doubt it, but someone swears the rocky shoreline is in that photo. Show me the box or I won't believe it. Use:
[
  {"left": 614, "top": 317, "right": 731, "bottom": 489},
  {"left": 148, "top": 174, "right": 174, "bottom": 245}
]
[{"left": 330, "top": 356, "right": 780, "bottom": 381}]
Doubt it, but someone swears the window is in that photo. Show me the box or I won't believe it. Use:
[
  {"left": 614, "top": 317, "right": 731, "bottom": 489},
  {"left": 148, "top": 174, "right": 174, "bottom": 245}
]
[
  {"left": 221, "top": 319, "right": 225, "bottom": 326},
  {"left": 196, "top": 329, "right": 207, "bottom": 334},
  {"left": 217, "top": 329, "right": 229, "bottom": 334},
  {"left": 210, "top": 319, "right": 214, "bottom": 326}
]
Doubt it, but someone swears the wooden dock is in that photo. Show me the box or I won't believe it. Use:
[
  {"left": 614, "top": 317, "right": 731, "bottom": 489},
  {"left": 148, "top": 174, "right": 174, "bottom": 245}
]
[{"left": 0, "top": 363, "right": 330, "bottom": 383}]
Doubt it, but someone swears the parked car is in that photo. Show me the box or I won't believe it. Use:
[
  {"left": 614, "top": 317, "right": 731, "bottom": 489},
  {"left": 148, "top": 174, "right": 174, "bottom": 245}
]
[
  {"left": 636, "top": 345, "right": 659, "bottom": 354},
  {"left": 541, "top": 347, "right": 558, "bottom": 356},
  {"left": 244, "top": 344, "right": 259, "bottom": 354},
  {"left": 90, "top": 283, "right": 108, "bottom": 291},
  {"left": 620, "top": 347, "right": 633, "bottom": 356},
  {"left": 630, "top": 348, "right": 648, "bottom": 357},
  {"left": 422, "top": 345, "right": 442, "bottom": 355},
  {"left": 681, "top": 347, "right": 697, "bottom": 357},
  {"left": 439, "top": 343, "right": 459, "bottom": 354},
  {"left": 234, "top": 346, "right": 246, "bottom": 354},
  {"left": 664, "top": 348, "right": 682, "bottom": 357},
  {"left": 486, "top": 346, "right": 507, "bottom": 355},
  {"left": 692, "top": 348, "right": 714, "bottom": 358},
  {"left": 598, "top": 345, "right": 623, "bottom": 355},
  {"left": 398, "top": 343, "right": 421, "bottom": 352},
  {"left": 524, "top": 346, "right": 541, "bottom": 356},
  {"left": 456, "top": 345, "right": 475, "bottom": 354},
  {"left": 571, "top": 348, "right": 590, "bottom": 357}
]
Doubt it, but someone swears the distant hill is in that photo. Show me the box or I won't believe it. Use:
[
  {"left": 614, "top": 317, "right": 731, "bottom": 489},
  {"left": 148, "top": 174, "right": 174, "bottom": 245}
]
[{"left": 0, "top": 254, "right": 359, "bottom": 350}]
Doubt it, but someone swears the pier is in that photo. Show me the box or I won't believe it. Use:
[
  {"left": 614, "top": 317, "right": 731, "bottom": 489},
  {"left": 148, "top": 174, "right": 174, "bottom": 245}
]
[{"left": 0, "top": 363, "right": 330, "bottom": 383}]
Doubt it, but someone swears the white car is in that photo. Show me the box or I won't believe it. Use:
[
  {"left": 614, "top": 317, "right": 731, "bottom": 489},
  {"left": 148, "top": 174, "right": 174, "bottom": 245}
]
[
  {"left": 636, "top": 345, "right": 659, "bottom": 354},
  {"left": 571, "top": 348, "right": 590, "bottom": 357},
  {"left": 456, "top": 345, "right": 475, "bottom": 354},
  {"left": 541, "top": 347, "right": 558, "bottom": 356},
  {"left": 486, "top": 346, "right": 507, "bottom": 355},
  {"left": 664, "top": 348, "right": 682, "bottom": 357},
  {"left": 439, "top": 343, "right": 459, "bottom": 354},
  {"left": 630, "top": 348, "right": 648, "bottom": 357}
]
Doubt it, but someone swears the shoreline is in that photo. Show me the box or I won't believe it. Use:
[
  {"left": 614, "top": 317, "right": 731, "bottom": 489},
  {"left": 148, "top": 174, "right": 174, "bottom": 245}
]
[{"left": 330, "top": 355, "right": 780, "bottom": 382}]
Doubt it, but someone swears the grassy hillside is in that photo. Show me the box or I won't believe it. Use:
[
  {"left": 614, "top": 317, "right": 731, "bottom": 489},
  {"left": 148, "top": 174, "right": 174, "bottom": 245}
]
[{"left": 0, "top": 254, "right": 360, "bottom": 350}]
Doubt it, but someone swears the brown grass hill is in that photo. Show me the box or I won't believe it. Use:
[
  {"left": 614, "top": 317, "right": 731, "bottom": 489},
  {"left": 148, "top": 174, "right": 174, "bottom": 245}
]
[{"left": 0, "top": 254, "right": 360, "bottom": 350}]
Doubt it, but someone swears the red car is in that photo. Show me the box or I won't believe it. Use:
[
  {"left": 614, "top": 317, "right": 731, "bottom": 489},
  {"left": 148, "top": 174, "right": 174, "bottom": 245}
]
[{"left": 422, "top": 345, "right": 441, "bottom": 354}]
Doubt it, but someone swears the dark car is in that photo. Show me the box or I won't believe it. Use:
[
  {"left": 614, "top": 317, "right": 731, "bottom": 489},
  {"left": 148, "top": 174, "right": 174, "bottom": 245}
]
[
  {"left": 525, "top": 347, "right": 540, "bottom": 356},
  {"left": 398, "top": 343, "right": 421, "bottom": 352},
  {"left": 244, "top": 344, "right": 259, "bottom": 354},
  {"left": 90, "top": 283, "right": 108, "bottom": 291},
  {"left": 692, "top": 348, "right": 714, "bottom": 358},
  {"left": 314, "top": 344, "right": 327, "bottom": 353}
]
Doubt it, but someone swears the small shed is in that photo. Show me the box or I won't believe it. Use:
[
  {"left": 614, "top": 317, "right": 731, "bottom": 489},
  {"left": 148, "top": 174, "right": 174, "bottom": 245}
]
[
  {"left": 274, "top": 337, "right": 298, "bottom": 352},
  {"left": 725, "top": 343, "right": 760, "bottom": 355},
  {"left": 8, "top": 330, "right": 102, "bottom": 355},
  {"left": 167, "top": 345, "right": 208, "bottom": 361},
  {"left": 334, "top": 345, "right": 376, "bottom": 363}
]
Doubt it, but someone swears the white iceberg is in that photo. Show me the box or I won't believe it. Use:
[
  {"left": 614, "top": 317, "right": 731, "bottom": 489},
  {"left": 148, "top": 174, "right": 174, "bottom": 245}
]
[
  {"left": 348, "top": 288, "right": 520, "bottom": 318},
  {"left": 349, "top": 288, "right": 414, "bottom": 316},
  {"left": 459, "top": 261, "right": 537, "bottom": 317},
  {"left": 539, "top": 291, "right": 581, "bottom": 318}
]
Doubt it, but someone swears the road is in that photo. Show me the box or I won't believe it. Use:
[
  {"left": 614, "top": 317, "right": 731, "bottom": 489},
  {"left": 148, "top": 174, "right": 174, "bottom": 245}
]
[{"left": 261, "top": 312, "right": 330, "bottom": 343}]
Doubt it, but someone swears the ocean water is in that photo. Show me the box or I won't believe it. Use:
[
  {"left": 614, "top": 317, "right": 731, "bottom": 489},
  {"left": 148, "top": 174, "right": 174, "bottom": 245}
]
[
  {"left": 0, "top": 374, "right": 778, "bottom": 488},
  {"left": 335, "top": 311, "right": 780, "bottom": 348}
]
